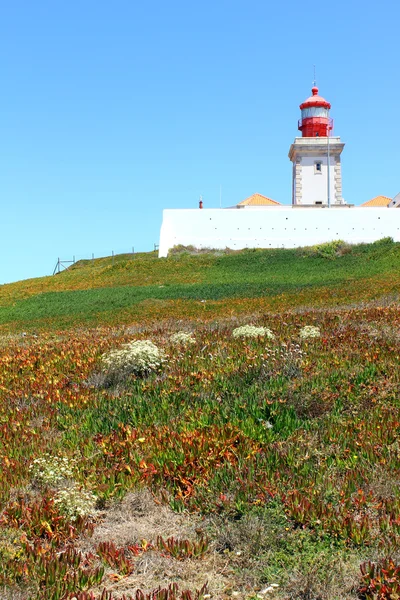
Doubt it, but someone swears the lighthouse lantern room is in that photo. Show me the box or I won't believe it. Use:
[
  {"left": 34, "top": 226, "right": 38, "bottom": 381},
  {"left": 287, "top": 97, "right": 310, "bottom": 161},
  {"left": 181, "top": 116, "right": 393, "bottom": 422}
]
[{"left": 288, "top": 86, "right": 344, "bottom": 206}]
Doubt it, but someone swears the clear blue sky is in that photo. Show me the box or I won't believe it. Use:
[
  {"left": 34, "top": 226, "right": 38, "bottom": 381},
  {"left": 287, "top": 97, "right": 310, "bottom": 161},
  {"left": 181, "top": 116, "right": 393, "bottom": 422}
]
[{"left": 1, "top": 0, "right": 399, "bottom": 283}]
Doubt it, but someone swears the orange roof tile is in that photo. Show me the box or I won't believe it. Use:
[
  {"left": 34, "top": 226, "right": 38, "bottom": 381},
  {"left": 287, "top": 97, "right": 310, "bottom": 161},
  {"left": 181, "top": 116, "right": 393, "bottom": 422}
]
[
  {"left": 360, "top": 195, "right": 391, "bottom": 207},
  {"left": 237, "top": 193, "right": 281, "bottom": 207}
]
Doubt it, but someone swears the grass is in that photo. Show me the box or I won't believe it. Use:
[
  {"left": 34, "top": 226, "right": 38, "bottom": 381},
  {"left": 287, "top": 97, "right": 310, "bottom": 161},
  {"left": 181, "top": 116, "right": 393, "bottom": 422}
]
[
  {"left": 0, "top": 240, "right": 399, "bottom": 598},
  {"left": 0, "top": 239, "right": 399, "bottom": 331}
]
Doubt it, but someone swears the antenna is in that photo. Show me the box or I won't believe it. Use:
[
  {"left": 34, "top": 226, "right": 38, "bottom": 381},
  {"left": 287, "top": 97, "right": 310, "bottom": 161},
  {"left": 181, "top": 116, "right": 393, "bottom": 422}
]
[{"left": 313, "top": 65, "right": 316, "bottom": 87}]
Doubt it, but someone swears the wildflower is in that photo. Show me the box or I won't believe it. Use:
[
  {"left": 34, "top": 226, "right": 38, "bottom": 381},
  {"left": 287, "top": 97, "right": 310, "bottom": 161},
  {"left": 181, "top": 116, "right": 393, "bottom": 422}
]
[
  {"left": 54, "top": 483, "right": 96, "bottom": 521},
  {"left": 299, "top": 325, "right": 321, "bottom": 339},
  {"left": 170, "top": 331, "right": 196, "bottom": 346},
  {"left": 29, "top": 455, "right": 76, "bottom": 487},
  {"left": 232, "top": 325, "right": 275, "bottom": 340},
  {"left": 101, "top": 339, "right": 165, "bottom": 380}
]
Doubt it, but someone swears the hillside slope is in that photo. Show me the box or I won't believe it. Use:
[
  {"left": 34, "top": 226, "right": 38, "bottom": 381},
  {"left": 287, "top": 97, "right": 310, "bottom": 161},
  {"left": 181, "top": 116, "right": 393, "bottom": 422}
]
[
  {"left": 0, "top": 239, "right": 399, "bottom": 331},
  {"left": 1, "top": 239, "right": 400, "bottom": 599}
]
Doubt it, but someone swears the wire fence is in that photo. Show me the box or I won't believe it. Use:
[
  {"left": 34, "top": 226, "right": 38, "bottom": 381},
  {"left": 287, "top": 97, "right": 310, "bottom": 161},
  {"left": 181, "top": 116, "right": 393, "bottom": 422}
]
[{"left": 53, "top": 244, "right": 159, "bottom": 275}]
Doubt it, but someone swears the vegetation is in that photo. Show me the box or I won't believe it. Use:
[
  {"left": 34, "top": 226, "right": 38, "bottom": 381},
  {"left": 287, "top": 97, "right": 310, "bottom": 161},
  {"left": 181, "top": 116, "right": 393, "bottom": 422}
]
[
  {"left": 0, "top": 241, "right": 399, "bottom": 598},
  {"left": 0, "top": 239, "right": 399, "bottom": 331}
]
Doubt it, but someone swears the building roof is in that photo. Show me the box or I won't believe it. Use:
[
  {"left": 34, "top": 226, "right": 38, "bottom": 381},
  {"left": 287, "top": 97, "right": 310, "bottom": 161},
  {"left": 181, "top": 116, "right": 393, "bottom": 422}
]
[
  {"left": 237, "top": 193, "right": 281, "bottom": 207},
  {"left": 360, "top": 195, "right": 391, "bottom": 207}
]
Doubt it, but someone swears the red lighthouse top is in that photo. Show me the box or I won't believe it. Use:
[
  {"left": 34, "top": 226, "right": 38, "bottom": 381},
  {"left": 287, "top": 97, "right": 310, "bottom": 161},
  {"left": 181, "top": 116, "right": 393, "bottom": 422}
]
[
  {"left": 300, "top": 86, "right": 331, "bottom": 110},
  {"left": 298, "top": 86, "right": 333, "bottom": 137}
]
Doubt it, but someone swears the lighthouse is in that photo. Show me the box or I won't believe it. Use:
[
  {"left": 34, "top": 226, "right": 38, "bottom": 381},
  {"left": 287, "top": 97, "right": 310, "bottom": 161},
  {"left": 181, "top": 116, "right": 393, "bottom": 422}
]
[{"left": 288, "top": 86, "right": 344, "bottom": 206}]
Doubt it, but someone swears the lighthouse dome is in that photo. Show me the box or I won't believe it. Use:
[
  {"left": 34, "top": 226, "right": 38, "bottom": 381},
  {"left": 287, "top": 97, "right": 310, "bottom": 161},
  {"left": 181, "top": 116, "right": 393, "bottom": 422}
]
[
  {"left": 298, "top": 86, "right": 333, "bottom": 137},
  {"left": 300, "top": 86, "right": 331, "bottom": 110}
]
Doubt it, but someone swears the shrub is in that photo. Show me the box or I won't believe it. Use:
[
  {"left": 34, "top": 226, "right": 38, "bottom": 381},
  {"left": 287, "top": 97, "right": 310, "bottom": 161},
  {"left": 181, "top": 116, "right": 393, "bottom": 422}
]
[
  {"left": 101, "top": 339, "right": 165, "bottom": 384},
  {"left": 54, "top": 483, "right": 96, "bottom": 521},
  {"left": 301, "top": 240, "right": 352, "bottom": 259},
  {"left": 29, "top": 455, "right": 76, "bottom": 487},
  {"left": 372, "top": 236, "right": 394, "bottom": 246},
  {"left": 232, "top": 325, "right": 275, "bottom": 340},
  {"left": 29, "top": 455, "right": 96, "bottom": 521},
  {"left": 299, "top": 325, "right": 321, "bottom": 340},
  {"left": 168, "top": 244, "right": 198, "bottom": 255},
  {"left": 170, "top": 331, "right": 196, "bottom": 346}
]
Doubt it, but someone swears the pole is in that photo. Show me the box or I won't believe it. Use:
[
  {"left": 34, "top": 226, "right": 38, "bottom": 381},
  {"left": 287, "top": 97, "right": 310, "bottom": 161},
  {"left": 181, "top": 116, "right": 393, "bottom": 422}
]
[{"left": 327, "top": 125, "right": 331, "bottom": 208}]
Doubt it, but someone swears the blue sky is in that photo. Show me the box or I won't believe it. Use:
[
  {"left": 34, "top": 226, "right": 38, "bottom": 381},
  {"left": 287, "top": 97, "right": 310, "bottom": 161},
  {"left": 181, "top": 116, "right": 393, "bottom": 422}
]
[{"left": 1, "top": 0, "right": 399, "bottom": 283}]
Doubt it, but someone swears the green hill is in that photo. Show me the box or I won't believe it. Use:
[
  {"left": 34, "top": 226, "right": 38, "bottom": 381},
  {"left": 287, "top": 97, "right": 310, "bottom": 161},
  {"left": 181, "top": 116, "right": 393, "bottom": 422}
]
[
  {"left": 1, "top": 239, "right": 400, "bottom": 599},
  {"left": 0, "top": 239, "right": 399, "bottom": 331}
]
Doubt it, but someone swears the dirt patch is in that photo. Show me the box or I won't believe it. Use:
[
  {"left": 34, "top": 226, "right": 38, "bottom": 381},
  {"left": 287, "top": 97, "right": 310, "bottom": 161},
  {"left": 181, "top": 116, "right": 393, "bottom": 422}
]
[
  {"left": 88, "top": 490, "right": 200, "bottom": 548},
  {"left": 79, "top": 490, "right": 239, "bottom": 599}
]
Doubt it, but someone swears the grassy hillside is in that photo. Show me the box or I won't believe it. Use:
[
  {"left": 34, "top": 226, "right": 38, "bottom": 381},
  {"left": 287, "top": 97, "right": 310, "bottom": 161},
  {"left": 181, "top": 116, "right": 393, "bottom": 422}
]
[
  {"left": 0, "top": 239, "right": 399, "bottom": 331},
  {"left": 0, "top": 240, "right": 400, "bottom": 599}
]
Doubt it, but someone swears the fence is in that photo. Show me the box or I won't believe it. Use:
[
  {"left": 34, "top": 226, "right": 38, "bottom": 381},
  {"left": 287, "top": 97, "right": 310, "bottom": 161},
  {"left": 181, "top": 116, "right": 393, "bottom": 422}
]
[{"left": 53, "top": 245, "right": 159, "bottom": 275}]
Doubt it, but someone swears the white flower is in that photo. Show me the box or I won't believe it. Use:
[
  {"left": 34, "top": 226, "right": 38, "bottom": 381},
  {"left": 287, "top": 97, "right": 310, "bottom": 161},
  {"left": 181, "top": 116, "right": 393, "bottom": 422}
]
[
  {"left": 170, "top": 331, "right": 196, "bottom": 346},
  {"left": 29, "top": 455, "right": 76, "bottom": 487},
  {"left": 54, "top": 484, "right": 96, "bottom": 521},
  {"left": 101, "top": 339, "right": 165, "bottom": 378},
  {"left": 29, "top": 455, "right": 96, "bottom": 521},
  {"left": 232, "top": 325, "right": 275, "bottom": 340},
  {"left": 299, "top": 325, "right": 321, "bottom": 339}
]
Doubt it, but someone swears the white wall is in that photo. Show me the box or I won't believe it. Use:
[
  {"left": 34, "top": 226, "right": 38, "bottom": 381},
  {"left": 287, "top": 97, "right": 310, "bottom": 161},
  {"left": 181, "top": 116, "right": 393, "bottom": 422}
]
[
  {"left": 300, "top": 156, "right": 335, "bottom": 205},
  {"left": 158, "top": 207, "right": 400, "bottom": 257}
]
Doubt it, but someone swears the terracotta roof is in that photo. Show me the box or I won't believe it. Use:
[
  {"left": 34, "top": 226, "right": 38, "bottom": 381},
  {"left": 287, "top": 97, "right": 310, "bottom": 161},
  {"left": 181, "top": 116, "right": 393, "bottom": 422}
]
[
  {"left": 360, "top": 195, "right": 391, "bottom": 207},
  {"left": 237, "top": 193, "right": 281, "bottom": 207}
]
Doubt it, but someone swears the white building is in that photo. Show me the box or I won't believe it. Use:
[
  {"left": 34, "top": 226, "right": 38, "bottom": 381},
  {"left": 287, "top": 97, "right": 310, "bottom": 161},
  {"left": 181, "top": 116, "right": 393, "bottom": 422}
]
[{"left": 158, "top": 86, "right": 399, "bottom": 257}]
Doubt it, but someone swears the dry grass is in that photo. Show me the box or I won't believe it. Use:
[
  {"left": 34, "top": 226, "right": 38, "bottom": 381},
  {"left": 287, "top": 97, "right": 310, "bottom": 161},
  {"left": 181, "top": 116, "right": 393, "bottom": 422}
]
[
  {"left": 283, "top": 556, "right": 361, "bottom": 600},
  {"left": 79, "top": 489, "right": 240, "bottom": 598},
  {"left": 0, "top": 587, "right": 30, "bottom": 600},
  {"left": 88, "top": 490, "right": 199, "bottom": 547}
]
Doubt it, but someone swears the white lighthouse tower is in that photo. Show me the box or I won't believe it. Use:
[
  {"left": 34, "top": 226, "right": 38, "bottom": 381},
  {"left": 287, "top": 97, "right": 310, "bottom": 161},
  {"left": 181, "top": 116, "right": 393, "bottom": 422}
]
[{"left": 288, "top": 86, "right": 345, "bottom": 206}]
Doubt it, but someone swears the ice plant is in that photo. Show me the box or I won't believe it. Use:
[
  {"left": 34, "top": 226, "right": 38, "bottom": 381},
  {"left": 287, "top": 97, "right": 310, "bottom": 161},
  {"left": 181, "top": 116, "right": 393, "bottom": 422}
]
[
  {"left": 2, "top": 254, "right": 400, "bottom": 597},
  {"left": 359, "top": 558, "right": 400, "bottom": 599},
  {"left": 232, "top": 325, "right": 275, "bottom": 339},
  {"left": 299, "top": 325, "right": 321, "bottom": 339},
  {"left": 96, "top": 540, "right": 135, "bottom": 575},
  {"left": 156, "top": 535, "right": 209, "bottom": 559}
]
